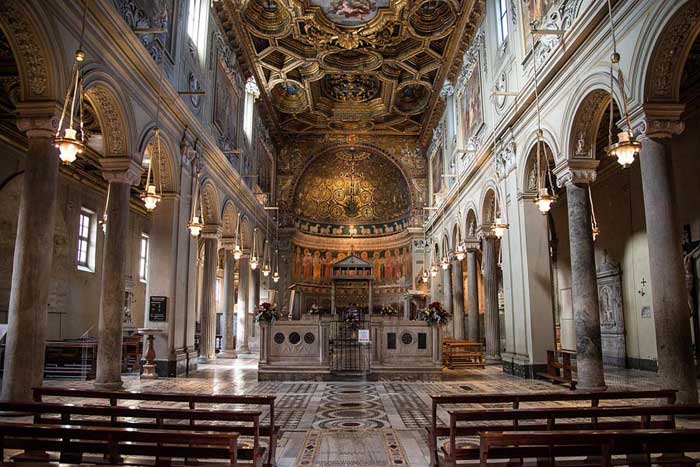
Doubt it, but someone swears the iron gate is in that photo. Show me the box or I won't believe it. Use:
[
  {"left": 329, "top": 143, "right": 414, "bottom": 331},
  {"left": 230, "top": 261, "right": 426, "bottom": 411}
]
[{"left": 329, "top": 308, "right": 371, "bottom": 374}]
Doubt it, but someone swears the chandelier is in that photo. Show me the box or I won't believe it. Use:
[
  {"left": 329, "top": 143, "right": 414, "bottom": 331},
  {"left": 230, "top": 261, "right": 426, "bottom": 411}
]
[
  {"left": 54, "top": 0, "right": 89, "bottom": 165},
  {"left": 529, "top": 26, "right": 557, "bottom": 214},
  {"left": 232, "top": 212, "right": 242, "bottom": 260},
  {"left": 605, "top": 0, "right": 640, "bottom": 168},
  {"left": 187, "top": 170, "right": 204, "bottom": 237},
  {"left": 492, "top": 192, "right": 508, "bottom": 239},
  {"left": 250, "top": 228, "right": 259, "bottom": 270},
  {"left": 140, "top": 51, "right": 166, "bottom": 212}
]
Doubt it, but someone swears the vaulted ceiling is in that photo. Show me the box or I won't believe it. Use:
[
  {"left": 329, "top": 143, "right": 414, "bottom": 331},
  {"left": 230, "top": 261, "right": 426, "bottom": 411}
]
[{"left": 215, "top": 0, "right": 484, "bottom": 145}]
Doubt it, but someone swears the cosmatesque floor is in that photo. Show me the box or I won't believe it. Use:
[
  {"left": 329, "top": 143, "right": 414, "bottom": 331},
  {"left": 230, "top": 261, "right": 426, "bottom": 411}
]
[{"left": 6, "top": 358, "right": 700, "bottom": 467}]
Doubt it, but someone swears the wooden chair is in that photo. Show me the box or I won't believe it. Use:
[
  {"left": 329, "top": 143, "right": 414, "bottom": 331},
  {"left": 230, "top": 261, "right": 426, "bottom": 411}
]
[{"left": 536, "top": 350, "right": 576, "bottom": 389}]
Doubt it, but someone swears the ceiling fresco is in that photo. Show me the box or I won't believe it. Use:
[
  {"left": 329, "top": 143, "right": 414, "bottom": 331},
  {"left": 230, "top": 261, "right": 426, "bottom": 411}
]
[
  {"left": 292, "top": 148, "right": 412, "bottom": 236},
  {"left": 214, "top": 0, "right": 485, "bottom": 142}
]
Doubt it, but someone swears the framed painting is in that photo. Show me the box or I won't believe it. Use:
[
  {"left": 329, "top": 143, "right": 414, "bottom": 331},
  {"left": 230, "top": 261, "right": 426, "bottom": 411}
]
[
  {"left": 310, "top": 0, "right": 391, "bottom": 27},
  {"left": 459, "top": 59, "right": 484, "bottom": 146}
]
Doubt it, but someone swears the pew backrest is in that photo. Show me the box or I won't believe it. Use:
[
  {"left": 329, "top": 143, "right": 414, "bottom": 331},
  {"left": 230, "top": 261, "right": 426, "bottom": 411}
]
[
  {"left": 0, "top": 422, "right": 240, "bottom": 466},
  {"left": 32, "top": 387, "right": 277, "bottom": 466}
]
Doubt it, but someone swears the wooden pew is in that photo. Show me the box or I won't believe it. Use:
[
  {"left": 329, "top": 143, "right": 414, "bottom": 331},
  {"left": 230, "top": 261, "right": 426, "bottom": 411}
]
[
  {"left": 536, "top": 349, "right": 576, "bottom": 389},
  {"left": 478, "top": 429, "right": 700, "bottom": 466},
  {"left": 443, "top": 403, "right": 700, "bottom": 465},
  {"left": 33, "top": 387, "right": 278, "bottom": 467},
  {"left": 0, "top": 422, "right": 240, "bottom": 466},
  {"left": 427, "top": 388, "right": 677, "bottom": 467},
  {"left": 442, "top": 340, "right": 484, "bottom": 370},
  {"left": 0, "top": 401, "right": 265, "bottom": 466}
]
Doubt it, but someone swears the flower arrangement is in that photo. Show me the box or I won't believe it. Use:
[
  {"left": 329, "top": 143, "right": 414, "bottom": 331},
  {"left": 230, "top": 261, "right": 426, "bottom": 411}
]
[
  {"left": 380, "top": 304, "right": 399, "bottom": 316},
  {"left": 308, "top": 303, "right": 321, "bottom": 314},
  {"left": 419, "top": 302, "right": 450, "bottom": 326},
  {"left": 255, "top": 302, "right": 279, "bottom": 323}
]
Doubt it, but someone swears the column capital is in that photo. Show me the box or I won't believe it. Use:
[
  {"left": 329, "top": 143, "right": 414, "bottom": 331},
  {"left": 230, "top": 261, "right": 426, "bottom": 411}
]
[
  {"left": 629, "top": 103, "right": 685, "bottom": 140},
  {"left": 553, "top": 159, "right": 599, "bottom": 188},
  {"left": 15, "top": 101, "right": 61, "bottom": 138},
  {"left": 477, "top": 225, "right": 498, "bottom": 240},
  {"left": 201, "top": 224, "right": 222, "bottom": 239},
  {"left": 101, "top": 157, "right": 143, "bottom": 185},
  {"left": 220, "top": 236, "right": 237, "bottom": 250}
]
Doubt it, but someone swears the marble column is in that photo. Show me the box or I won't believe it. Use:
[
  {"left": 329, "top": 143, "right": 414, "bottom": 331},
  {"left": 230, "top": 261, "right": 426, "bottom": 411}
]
[
  {"left": 219, "top": 249, "right": 237, "bottom": 358},
  {"left": 466, "top": 250, "right": 480, "bottom": 342},
  {"left": 442, "top": 263, "right": 453, "bottom": 337},
  {"left": 198, "top": 231, "right": 219, "bottom": 363},
  {"left": 237, "top": 256, "right": 250, "bottom": 353},
  {"left": 249, "top": 266, "right": 260, "bottom": 342},
  {"left": 482, "top": 236, "right": 501, "bottom": 361},
  {"left": 451, "top": 259, "right": 465, "bottom": 340},
  {"left": 95, "top": 158, "right": 143, "bottom": 389},
  {"left": 1, "top": 104, "right": 59, "bottom": 402},
  {"left": 639, "top": 135, "right": 698, "bottom": 403},
  {"left": 565, "top": 178, "right": 606, "bottom": 390}
]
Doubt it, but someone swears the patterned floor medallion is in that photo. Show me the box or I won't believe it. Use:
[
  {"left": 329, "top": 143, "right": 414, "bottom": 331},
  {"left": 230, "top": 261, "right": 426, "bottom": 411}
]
[{"left": 294, "top": 429, "right": 408, "bottom": 467}]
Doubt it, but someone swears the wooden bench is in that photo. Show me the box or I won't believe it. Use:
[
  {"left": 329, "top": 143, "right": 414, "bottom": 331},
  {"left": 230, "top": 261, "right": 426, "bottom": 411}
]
[
  {"left": 443, "top": 403, "right": 700, "bottom": 465},
  {"left": 32, "top": 387, "right": 278, "bottom": 467},
  {"left": 478, "top": 429, "right": 700, "bottom": 466},
  {"left": 43, "top": 340, "right": 97, "bottom": 381},
  {"left": 442, "top": 340, "right": 484, "bottom": 370},
  {"left": 536, "top": 349, "right": 576, "bottom": 389},
  {"left": 122, "top": 335, "right": 143, "bottom": 374},
  {"left": 427, "top": 388, "right": 677, "bottom": 467},
  {"left": 0, "top": 401, "right": 265, "bottom": 466},
  {"left": 0, "top": 422, "right": 240, "bottom": 466}
]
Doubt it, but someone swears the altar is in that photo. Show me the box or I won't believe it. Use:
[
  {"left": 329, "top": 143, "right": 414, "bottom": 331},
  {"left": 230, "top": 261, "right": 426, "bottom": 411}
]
[{"left": 258, "top": 254, "right": 442, "bottom": 380}]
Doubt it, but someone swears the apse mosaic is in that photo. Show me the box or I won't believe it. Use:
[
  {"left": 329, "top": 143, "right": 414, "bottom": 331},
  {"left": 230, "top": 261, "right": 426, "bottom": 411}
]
[
  {"left": 291, "top": 245, "right": 412, "bottom": 285},
  {"left": 293, "top": 150, "right": 411, "bottom": 230}
]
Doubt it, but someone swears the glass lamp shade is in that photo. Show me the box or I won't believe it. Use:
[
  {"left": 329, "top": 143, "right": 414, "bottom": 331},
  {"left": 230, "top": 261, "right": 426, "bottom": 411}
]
[
  {"left": 272, "top": 271, "right": 280, "bottom": 283},
  {"left": 421, "top": 269, "right": 429, "bottom": 282},
  {"left": 592, "top": 225, "right": 600, "bottom": 241},
  {"left": 535, "top": 188, "right": 556, "bottom": 214},
  {"left": 55, "top": 128, "right": 83, "bottom": 165},
  {"left": 455, "top": 244, "right": 466, "bottom": 261},
  {"left": 608, "top": 131, "right": 640, "bottom": 168},
  {"left": 262, "top": 263, "right": 271, "bottom": 277},
  {"left": 188, "top": 216, "right": 203, "bottom": 237},
  {"left": 493, "top": 217, "right": 508, "bottom": 238},
  {"left": 250, "top": 257, "right": 259, "bottom": 270},
  {"left": 430, "top": 264, "right": 438, "bottom": 277},
  {"left": 233, "top": 244, "right": 242, "bottom": 260},
  {"left": 141, "top": 184, "right": 161, "bottom": 212},
  {"left": 440, "top": 257, "right": 449, "bottom": 270}
]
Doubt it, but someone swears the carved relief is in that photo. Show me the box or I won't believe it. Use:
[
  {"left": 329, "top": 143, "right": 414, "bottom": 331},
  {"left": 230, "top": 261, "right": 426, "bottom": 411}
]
[
  {"left": 85, "top": 87, "right": 128, "bottom": 156},
  {"left": 568, "top": 89, "right": 609, "bottom": 159},
  {"left": 646, "top": 0, "right": 700, "bottom": 102},
  {"left": 0, "top": 0, "right": 49, "bottom": 97},
  {"left": 597, "top": 253, "right": 626, "bottom": 367}
]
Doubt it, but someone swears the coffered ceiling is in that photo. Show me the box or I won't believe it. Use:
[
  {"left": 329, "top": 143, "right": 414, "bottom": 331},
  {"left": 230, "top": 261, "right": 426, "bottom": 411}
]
[{"left": 215, "top": 0, "right": 484, "bottom": 144}]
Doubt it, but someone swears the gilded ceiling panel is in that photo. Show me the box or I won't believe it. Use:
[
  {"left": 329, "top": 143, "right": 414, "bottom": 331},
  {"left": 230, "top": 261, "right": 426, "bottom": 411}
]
[{"left": 214, "top": 0, "right": 485, "bottom": 141}]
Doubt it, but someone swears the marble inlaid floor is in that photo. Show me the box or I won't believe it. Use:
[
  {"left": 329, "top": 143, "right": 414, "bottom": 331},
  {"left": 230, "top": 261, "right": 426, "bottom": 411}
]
[{"left": 6, "top": 358, "right": 698, "bottom": 467}]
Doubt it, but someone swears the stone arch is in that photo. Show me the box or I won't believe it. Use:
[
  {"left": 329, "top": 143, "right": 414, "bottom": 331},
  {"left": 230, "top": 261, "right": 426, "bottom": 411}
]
[
  {"left": 200, "top": 179, "right": 221, "bottom": 225},
  {"left": 465, "top": 207, "right": 478, "bottom": 238},
  {"left": 521, "top": 136, "right": 557, "bottom": 196},
  {"left": 451, "top": 222, "right": 461, "bottom": 248},
  {"left": 641, "top": 0, "right": 700, "bottom": 103},
  {"left": 239, "top": 215, "right": 253, "bottom": 249},
  {"left": 83, "top": 73, "right": 136, "bottom": 158},
  {"left": 563, "top": 81, "right": 624, "bottom": 161},
  {"left": 479, "top": 185, "right": 499, "bottom": 225},
  {"left": 0, "top": 0, "right": 60, "bottom": 101},
  {"left": 221, "top": 200, "right": 239, "bottom": 238},
  {"left": 137, "top": 126, "right": 177, "bottom": 192}
]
